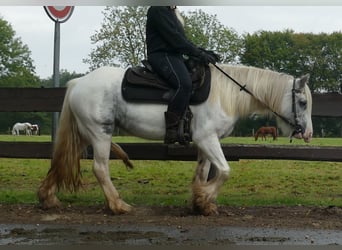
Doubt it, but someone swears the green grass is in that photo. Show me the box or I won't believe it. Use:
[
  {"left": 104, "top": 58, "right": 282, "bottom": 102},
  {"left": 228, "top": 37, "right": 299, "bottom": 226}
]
[
  {"left": 0, "top": 134, "right": 52, "bottom": 142},
  {"left": 0, "top": 135, "right": 341, "bottom": 207},
  {"left": 220, "top": 136, "right": 342, "bottom": 147},
  {"left": 2, "top": 134, "right": 342, "bottom": 147}
]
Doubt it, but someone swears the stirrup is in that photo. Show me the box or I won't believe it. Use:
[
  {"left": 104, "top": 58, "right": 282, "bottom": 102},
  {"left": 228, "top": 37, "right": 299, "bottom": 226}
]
[
  {"left": 163, "top": 110, "right": 192, "bottom": 145},
  {"left": 177, "top": 119, "right": 191, "bottom": 146},
  {"left": 183, "top": 108, "right": 193, "bottom": 141}
]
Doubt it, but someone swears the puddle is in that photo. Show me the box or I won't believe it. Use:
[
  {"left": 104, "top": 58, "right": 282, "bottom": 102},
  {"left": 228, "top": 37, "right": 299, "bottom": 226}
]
[{"left": 0, "top": 223, "right": 341, "bottom": 245}]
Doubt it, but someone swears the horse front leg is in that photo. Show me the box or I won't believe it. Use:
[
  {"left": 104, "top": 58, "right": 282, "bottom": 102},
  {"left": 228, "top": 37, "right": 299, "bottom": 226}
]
[
  {"left": 192, "top": 136, "right": 230, "bottom": 215},
  {"left": 192, "top": 151, "right": 219, "bottom": 215}
]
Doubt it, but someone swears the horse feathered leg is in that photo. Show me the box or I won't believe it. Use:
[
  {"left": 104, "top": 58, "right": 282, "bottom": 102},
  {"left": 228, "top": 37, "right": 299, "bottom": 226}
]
[
  {"left": 192, "top": 136, "right": 230, "bottom": 215},
  {"left": 38, "top": 181, "right": 61, "bottom": 209},
  {"left": 192, "top": 151, "right": 219, "bottom": 215}
]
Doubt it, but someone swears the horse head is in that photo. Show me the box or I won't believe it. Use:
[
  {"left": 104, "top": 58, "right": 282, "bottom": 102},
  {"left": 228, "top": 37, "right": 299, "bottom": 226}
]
[{"left": 277, "top": 74, "right": 313, "bottom": 143}]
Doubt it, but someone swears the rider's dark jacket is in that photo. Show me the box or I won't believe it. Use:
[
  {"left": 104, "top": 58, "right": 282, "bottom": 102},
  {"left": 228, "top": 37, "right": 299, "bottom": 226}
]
[{"left": 146, "top": 6, "right": 199, "bottom": 57}]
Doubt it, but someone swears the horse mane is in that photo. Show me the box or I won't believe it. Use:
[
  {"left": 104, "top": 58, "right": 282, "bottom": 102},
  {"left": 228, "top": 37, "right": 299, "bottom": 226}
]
[
  {"left": 209, "top": 64, "right": 293, "bottom": 118},
  {"left": 174, "top": 7, "right": 184, "bottom": 26}
]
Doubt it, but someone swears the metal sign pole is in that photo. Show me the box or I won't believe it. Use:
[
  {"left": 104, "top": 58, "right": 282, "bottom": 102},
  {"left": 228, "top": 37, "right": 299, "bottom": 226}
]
[
  {"left": 44, "top": 6, "right": 74, "bottom": 142},
  {"left": 51, "top": 21, "right": 60, "bottom": 142}
]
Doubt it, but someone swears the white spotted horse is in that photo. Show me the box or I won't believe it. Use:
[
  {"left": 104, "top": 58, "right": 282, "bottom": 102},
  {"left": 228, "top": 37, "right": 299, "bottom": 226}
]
[
  {"left": 38, "top": 62, "right": 313, "bottom": 215},
  {"left": 12, "top": 122, "right": 32, "bottom": 136}
]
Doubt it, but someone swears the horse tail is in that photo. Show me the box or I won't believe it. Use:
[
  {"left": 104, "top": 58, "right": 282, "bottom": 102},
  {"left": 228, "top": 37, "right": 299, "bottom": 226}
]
[
  {"left": 111, "top": 143, "right": 134, "bottom": 169},
  {"left": 44, "top": 80, "right": 85, "bottom": 192}
]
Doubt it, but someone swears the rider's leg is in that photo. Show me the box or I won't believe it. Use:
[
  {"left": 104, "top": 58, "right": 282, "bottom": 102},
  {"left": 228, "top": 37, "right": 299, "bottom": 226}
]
[
  {"left": 164, "top": 56, "right": 192, "bottom": 144},
  {"left": 148, "top": 53, "right": 192, "bottom": 145}
]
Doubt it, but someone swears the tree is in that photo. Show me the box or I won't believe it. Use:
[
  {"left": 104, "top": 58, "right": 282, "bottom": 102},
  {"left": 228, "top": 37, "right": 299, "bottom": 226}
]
[
  {"left": 241, "top": 30, "right": 296, "bottom": 72},
  {"left": 183, "top": 9, "right": 243, "bottom": 64},
  {"left": 84, "top": 7, "right": 243, "bottom": 69},
  {"left": 292, "top": 32, "right": 342, "bottom": 92},
  {"left": 0, "top": 17, "right": 41, "bottom": 134},
  {"left": 84, "top": 6, "right": 148, "bottom": 70},
  {"left": 41, "top": 69, "right": 85, "bottom": 88},
  {"left": 0, "top": 17, "right": 39, "bottom": 87}
]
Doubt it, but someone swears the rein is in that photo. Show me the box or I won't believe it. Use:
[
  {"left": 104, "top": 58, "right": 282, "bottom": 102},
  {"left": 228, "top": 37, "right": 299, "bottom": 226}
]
[{"left": 213, "top": 64, "right": 303, "bottom": 142}]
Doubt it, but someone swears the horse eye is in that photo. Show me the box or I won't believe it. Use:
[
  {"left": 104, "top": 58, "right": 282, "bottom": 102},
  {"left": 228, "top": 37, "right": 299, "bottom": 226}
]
[{"left": 299, "top": 100, "right": 307, "bottom": 109}]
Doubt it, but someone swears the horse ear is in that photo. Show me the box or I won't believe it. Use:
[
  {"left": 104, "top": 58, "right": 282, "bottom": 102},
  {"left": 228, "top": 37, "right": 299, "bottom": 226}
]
[{"left": 298, "top": 73, "right": 310, "bottom": 88}]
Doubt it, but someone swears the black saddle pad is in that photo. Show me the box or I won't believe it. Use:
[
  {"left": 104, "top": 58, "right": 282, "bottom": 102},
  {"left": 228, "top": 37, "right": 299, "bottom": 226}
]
[{"left": 121, "top": 65, "right": 211, "bottom": 105}]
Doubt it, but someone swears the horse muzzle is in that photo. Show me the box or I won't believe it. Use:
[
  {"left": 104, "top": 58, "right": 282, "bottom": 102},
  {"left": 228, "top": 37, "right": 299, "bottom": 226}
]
[{"left": 291, "top": 125, "right": 312, "bottom": 143}]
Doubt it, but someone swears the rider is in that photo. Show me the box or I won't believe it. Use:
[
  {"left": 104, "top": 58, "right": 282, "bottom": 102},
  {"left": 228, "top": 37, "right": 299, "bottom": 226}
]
[{"left": 146, "top": 6, "right": 218, "bottom": 145}]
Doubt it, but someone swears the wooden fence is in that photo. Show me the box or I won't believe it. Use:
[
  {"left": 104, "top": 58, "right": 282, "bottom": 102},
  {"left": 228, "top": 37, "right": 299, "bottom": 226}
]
[{"left": 1, "top": 88, "right": 342, "bottom": 162}]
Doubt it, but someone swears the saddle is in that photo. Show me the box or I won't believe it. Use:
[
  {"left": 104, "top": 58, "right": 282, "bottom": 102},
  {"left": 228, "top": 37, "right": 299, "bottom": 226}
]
[{"left": 121, "top": 59, "right": 211, "bottom": 105}]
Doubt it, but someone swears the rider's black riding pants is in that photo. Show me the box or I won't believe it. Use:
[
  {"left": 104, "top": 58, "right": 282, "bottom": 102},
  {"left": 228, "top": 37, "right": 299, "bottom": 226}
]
[{"left": 148, "top": 52, "right": 192, "bottom": 116}]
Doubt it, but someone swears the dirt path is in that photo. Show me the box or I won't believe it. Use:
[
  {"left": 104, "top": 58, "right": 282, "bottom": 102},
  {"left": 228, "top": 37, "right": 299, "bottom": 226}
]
[{"left": 0, "top": 204, "right": 341, "bottom": 245}]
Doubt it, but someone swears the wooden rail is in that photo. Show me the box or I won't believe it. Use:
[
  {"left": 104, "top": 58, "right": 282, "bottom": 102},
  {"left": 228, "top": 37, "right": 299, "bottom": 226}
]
[
  {"left": 0, "top": 88, "right": 342, "bottom": 116},
  {"left": 1, "top": 142, "right": 342, "bottom": 162},
  {"left": 0, "top": 88, "right": 342, "bottom": 161}
]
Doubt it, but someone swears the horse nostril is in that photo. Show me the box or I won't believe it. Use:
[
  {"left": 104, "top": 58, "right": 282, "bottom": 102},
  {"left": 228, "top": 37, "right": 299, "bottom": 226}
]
[{"left": 302, "top": 127, "right": 305, "bottom": 134}]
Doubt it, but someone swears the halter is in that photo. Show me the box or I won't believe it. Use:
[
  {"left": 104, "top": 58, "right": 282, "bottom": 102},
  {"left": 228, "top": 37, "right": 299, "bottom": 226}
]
[
  {"left": 213, "top": 64, "right": 304, "bottom": 142},
  {"left": 277, "top": 79, "right": 305, "bottom": 142}
]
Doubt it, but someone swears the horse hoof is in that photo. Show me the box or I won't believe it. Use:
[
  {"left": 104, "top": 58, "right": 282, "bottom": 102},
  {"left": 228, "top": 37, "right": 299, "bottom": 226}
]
[
  {"left": 39, "top": 196, "right": 62, "bottom": 210},
  {"left": 109, "top": 199, "right": 132, "bottom": 215},
  {"left": 193, "top": 202, "right": 218, "bottom": 216}
]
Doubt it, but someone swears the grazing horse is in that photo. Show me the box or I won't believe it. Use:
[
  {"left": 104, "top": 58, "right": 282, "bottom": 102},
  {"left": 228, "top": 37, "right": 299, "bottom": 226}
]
[
  {"left": 38, "top": 64, "right": 313, "bottom": 215},
  {"left": 255, "top": 126, "right": 277, "bottom": 141},
  {"left": 12, "top": 122, "right": 32, "bottom": 136},
  {"left": 31, "top": 124, "right": 40, "bottom": 135}
]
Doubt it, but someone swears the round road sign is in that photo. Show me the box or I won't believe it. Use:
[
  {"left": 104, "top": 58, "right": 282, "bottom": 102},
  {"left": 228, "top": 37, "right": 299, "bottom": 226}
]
[{"left": 44, "top": 6, "right": 74, "bottom": 23}]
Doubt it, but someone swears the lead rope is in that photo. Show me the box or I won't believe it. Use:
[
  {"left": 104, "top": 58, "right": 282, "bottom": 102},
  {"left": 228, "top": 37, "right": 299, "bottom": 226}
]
[{"left": 212, "top": 64, "right": 300, "bottom": 142}]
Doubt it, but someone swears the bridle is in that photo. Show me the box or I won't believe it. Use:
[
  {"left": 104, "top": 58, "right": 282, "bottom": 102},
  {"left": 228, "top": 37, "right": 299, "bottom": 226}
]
[{"left": 212, "top": 64, "right": 304, "bottom": 142}]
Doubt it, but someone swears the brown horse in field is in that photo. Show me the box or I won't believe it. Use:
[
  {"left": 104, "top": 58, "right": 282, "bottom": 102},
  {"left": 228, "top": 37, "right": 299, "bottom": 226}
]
[{"left": 255, "top": 126, "right": 277, "bottom": 141}]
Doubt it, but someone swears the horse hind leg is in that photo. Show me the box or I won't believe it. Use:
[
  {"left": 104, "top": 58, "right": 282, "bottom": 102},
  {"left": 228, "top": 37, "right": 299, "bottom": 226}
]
[
  {"left": 92, "top": 138, "right": 132, "bottom": 214},
  {"left": 37, "top": 132, "right": 81, "bottom": 209},
  {"left": 38, "top": 181, "right": 61, "bottom": 209}
]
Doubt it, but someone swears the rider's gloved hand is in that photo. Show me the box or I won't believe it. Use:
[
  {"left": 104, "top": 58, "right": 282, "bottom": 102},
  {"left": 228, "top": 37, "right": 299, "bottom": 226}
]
[
  {"left": 196, "top": 48, "right": 220, "bottom": 65},
  {"left": 198, "top": 50, "right": 217, "bottom": 64}
]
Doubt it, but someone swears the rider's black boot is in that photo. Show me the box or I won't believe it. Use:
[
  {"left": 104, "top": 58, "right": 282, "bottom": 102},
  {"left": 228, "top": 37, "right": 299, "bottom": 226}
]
[{"left": 164, "top": 111, "right": 191, "bottom": 145}]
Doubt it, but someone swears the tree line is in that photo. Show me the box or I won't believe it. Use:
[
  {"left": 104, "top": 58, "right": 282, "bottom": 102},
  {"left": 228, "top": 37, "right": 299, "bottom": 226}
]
[{"left": 0, "top": 7, "right": 341, "bottom": 136}]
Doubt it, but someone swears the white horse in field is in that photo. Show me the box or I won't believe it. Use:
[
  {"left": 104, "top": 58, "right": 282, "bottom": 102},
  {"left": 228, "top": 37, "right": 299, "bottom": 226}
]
[
  {"left": 12, "top": 122, "right": 32, "bottom": 136},
  {"left": 38, "top": 64, "right": 313, "bottom": 215}
]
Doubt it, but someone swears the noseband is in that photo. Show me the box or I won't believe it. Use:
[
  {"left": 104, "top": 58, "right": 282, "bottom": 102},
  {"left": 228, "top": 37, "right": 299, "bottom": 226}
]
[{"left": 213, "top": 64, "right": 304, "bottom": 142}]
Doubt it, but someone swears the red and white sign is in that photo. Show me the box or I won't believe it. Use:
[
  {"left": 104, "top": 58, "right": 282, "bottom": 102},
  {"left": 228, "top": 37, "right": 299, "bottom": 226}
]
[{"left": 44, "top": 6, "right": 74, "bottom": 23}]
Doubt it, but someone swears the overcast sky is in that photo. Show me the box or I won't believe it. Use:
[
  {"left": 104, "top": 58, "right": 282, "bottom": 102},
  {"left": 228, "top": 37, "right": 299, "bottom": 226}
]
[{"left": 0, "top": 5, "right": 341, "bottom": 79}]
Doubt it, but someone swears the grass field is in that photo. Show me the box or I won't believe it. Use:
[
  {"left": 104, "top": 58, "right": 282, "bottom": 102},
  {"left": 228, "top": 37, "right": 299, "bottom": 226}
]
[
  {"left": 2, "top": 134, "right": 342, "bottom": 146},
  {"left": 0, "top": 135, "right": 341, "bottom": 207}
]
